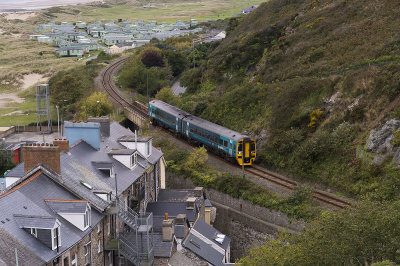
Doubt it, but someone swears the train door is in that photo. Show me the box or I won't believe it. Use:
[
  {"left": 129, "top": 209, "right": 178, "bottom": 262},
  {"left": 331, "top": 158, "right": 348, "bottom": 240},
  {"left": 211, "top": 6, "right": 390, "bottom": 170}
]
[
  {"left": 229, "top": 140, "right": 232, "bottom": 155},
  {"left": 186, "top": 122, "right": 189, "bottom": 136},
  {"left": 175, "top": 117, "right": 179, "bottom": 131}
]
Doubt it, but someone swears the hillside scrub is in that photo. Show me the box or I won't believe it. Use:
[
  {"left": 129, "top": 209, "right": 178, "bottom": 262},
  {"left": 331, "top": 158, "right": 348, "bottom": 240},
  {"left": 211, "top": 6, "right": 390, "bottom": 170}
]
[
  {"left": 238, "top": 200, "right": 400, "bottom": 265},
  {"left": 153, "top": 137, "right": 322, "bottom": 220},
  {"left": 155, "top": 0, "right": 400, "bottom": 201}
]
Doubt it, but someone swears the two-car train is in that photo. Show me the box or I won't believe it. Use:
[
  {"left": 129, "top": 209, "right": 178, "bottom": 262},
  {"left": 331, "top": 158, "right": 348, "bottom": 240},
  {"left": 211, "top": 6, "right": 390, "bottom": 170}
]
[{"left": 148, "top": 100, "right": 256, "bottom": 166}]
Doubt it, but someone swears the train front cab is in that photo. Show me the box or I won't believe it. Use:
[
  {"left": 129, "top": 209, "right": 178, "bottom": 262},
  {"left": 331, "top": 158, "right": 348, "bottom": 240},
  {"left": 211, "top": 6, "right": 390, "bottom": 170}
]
[{"left": 236, "top": 138, "right": 256, "bottom": 166}]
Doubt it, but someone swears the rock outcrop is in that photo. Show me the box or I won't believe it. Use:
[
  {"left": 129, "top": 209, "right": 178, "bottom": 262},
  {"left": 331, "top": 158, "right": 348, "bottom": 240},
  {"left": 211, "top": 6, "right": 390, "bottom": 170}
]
[{"left": 360, "top": 119, "right": 400, "bottom": 164}]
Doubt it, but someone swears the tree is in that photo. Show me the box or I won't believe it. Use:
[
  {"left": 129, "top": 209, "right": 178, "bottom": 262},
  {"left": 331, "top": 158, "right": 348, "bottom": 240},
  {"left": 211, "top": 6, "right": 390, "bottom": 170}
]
[
  {"left": 239, "top": 200, "right": 400, "bottom": 265},
  {"left": 0, "top": 143, "right": 15, "bottom": 175},
  {"left": 49, "top": 72, "right": 85, "bottom": 106},
  {"left": 163, "top": 50, "right": 188, "bottom": 76},
  {"left": 140, "top": 47, "right": 165, "bottom": 68},
  {"left": 155, "top": 87, "right": 177, "bottom": 104},
  {"left": 76, "top": 91, "right": 113, "bottom": 120}
]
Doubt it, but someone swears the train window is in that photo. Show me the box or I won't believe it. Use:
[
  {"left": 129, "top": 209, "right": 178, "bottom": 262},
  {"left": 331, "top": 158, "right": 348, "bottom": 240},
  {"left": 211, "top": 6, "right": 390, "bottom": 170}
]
[
  {"left": 219, "top": 139, "right": 223, "bottom": 145},
  {"left": 223, "top": 140, "right": 228, "bottom": 147},
  {"left": 251, "top": 143, "right": 255, "bottom": 150},
  {"left": 238, "top": 144, "right": 243, "bottom": 151}
]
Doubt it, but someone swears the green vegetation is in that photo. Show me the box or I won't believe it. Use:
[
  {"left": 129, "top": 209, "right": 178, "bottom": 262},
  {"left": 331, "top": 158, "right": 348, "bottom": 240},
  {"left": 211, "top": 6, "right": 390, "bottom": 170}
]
[
  {"left": 239, "top": 200, "right": 400, "bottom": 265},
  {"left": 149, "top": 0, "right": 400, "bottom": 202},
  {"left": 0, "top": 143, "right": 15, "bottom": 175},
  {"left": 154, "top": 138, "right": 322, "bottom": 220},
  {"left": 49, "top": 54, "right": 118, "bottom": 120}
]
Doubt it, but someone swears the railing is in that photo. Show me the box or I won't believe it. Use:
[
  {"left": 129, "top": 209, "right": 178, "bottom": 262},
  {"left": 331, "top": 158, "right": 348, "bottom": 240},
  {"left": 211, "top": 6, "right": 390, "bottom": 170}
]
[{"left": 116, "top": 199, "right": 154, "bottom": 266}]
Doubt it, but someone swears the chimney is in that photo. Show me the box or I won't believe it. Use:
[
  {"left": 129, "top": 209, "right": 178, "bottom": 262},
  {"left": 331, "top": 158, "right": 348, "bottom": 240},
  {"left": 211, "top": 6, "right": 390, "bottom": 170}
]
[
  {"left": 162, "top": 212, "right": 174, "bottom": 242},
  {"left": 194, "top": 187, "right": 203, "bottom": 198},
  {"left": 176, "top": 214, "right": 189, "bottom": 238},
  {"left": 64, "top": 121, "right": 101, "bottom": 149},
  {"left": 23, "top": 144, "right": 61, "bottom": 174},
  {"left": 204, "top": 199, "right": 212, "bottom": 225},
  {"left": 186, "top": 197, "right": 196, "bottom": 210},
  {"left": 88, "top": 116, "right": 110, "bottom": 137},
  {"left": 53, "top": 138, "right": 69, "bottom": 153}
]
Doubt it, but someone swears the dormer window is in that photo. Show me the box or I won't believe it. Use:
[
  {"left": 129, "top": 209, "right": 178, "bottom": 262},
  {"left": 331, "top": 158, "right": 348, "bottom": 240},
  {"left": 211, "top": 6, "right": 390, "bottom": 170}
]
[
  {"left": 45, "top": 199, "right": 91, "bottom": 231},
  {"left": 130, "top": 153, "right": 137, "bottom": 168},
  {"left": 84, "top": 205, "right": 91, "bottom": 229},
  {"left": 31, "top": 228, "right": 37, "bottom": 237},
  {"left": 52, "top": 224, "right": 61, "bottom": 250}
]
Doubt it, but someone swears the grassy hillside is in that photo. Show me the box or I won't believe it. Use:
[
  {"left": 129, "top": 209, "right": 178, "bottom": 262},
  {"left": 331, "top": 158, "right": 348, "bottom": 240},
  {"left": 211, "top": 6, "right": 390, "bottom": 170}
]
[{"left": 173, "top": 0, "right": 400, "bottom": 200}]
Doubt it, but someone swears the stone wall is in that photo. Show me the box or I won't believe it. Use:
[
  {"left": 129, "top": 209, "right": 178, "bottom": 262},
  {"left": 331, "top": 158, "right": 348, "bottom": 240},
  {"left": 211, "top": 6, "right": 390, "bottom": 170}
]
[
  {"left": 167, "top": 173, "right": 305, "bottom": 231},
  {"left": 167, "top": 173, "right": 306, "bottom": 261}
]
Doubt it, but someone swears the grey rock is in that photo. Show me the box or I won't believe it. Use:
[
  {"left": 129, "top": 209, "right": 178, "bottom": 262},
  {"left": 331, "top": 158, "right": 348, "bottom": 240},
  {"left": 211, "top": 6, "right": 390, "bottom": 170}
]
[{"left": 361, "top": 119, "right": 400, "bottom": 164}]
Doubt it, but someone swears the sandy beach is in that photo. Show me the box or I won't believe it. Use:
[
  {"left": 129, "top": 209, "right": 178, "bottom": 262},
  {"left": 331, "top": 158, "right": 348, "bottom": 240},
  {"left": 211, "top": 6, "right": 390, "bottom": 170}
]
[{"left": 0, "top": 0, "right": 103, "bottom": 11}]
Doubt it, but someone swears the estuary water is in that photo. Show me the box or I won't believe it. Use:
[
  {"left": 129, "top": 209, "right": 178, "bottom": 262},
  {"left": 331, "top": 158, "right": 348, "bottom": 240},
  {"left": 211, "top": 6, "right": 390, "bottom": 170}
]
[{"left": 0, "top": 0, "right": 100, "bottom": 12}]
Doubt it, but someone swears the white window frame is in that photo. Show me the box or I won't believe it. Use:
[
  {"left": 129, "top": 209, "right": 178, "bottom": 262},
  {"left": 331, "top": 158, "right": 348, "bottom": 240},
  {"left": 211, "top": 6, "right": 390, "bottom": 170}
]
[
  {"left": 97, "top": 223, "right": 101, "bottom": 234},
  {"left": 84, "top": 205, "right": 91, "bottom": 229},
  {"left": 107, "top": 216, "right": 110, "bottom": 236},
  {"left": 84, "top": 242, "right": 91, "bottom": 265},
  {"left": 30, "top": 228, "right": 37, "bottom": 238},
  {"left": 71, "top": 254, "right": 77, "bottom": 266},
  {"left": 51, "top": 224, "right": 61, "bottom": 250},
  {"left": 108, "top": 251, "right": 113, "bottom": 266},
  {"left": 98, "top": 239, "right": 101, "bottom": 254}
]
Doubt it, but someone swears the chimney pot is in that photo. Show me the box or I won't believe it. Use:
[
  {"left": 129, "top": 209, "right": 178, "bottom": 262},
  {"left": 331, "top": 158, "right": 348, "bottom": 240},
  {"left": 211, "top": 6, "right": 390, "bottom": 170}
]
[
  {"left": 23, "top": 145, "right": 61, "bottom": 174},
  {"left": 164, "top": 212, "right": 168, "bottom": 220}
]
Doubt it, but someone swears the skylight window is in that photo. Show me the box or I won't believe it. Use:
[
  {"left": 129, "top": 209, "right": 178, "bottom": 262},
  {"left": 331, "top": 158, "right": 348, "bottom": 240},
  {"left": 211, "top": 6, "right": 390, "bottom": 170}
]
[{"left": 214, "top": 233, "right": 226, "bottom": 244}]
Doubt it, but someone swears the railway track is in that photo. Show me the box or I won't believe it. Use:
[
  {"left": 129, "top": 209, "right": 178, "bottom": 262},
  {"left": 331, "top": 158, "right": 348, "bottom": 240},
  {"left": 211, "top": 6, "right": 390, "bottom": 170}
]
[
  {"left": 246, "top": 166, "right": 352, "bottom": 209},
  {"left": 100, "top": 57, "right": 149, "bottom": 118},
  {"left": 99, "top": 57, "right": 352, "bottom": 210}
]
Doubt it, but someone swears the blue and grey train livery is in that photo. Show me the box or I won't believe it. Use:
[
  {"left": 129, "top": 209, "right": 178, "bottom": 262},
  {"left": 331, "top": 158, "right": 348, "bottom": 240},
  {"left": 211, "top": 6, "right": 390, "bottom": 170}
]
[{"left": 148, "top": 100, "right": 256, "bottom": 166}]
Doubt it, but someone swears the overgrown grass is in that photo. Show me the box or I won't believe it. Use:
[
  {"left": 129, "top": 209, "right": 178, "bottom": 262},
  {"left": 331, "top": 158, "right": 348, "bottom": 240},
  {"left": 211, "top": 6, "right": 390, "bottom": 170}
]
[{"left": 152, "top": 135, "right": 322, "bottom": 221}]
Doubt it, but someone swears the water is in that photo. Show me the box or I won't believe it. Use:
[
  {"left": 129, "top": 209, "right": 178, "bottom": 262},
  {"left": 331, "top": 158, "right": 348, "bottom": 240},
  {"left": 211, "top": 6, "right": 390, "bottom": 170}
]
[{"left": 0, "top": 0, "right": 96, "bottom": 12}]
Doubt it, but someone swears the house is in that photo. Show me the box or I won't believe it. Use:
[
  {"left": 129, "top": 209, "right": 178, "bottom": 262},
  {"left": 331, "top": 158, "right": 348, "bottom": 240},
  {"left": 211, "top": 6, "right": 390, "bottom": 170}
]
[
  {"left": 182, "top": 219, "right": 231, "bottom": 266},
  {"left": 109, "top": 42, "right": 135, "bottom": 54},
  {"left": 241, "top": 5, "right": 259, "bottom": 14},
  {"left": 2, "top": 119, "right": 167, "bottom": 265},
  {"left": 55, "top": 46, "right": 87, "bottom": 57},
  {"left": 75, "top": 21, "right": 87, "bottom": 29},
  {"left": 0, "top": 151, "right": 108, "bottom": 265}
]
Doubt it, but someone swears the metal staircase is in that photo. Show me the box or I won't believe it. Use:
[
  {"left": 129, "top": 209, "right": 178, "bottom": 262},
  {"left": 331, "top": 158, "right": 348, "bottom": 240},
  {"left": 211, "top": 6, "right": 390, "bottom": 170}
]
[{"left": 117, "top": 199, "right": 154, "bottom": 265}]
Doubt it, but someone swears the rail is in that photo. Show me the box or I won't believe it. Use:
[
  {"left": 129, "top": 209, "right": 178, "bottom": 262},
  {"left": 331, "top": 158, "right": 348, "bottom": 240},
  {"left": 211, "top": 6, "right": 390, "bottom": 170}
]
[
  {"left": 99, "top": 57, "right": 149, "bottom": 124},
  {"left": 246, "top": 166, "right": 352, "bottom": 209}
]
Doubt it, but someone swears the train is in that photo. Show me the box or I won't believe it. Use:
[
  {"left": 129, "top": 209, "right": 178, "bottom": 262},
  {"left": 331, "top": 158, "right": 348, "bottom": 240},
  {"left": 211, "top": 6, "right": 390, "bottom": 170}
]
[{"left": 148, "top": 100, "right": 256, "bottom": 166}]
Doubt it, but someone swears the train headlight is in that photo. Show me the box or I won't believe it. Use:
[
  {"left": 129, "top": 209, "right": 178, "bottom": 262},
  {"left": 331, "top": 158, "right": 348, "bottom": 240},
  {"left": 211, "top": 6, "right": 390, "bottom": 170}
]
[{"left": 238, "top": 151, "right": 242, "bottom": 155}]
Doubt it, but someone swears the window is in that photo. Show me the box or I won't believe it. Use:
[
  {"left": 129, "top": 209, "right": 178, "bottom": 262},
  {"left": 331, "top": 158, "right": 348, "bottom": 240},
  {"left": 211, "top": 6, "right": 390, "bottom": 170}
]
[
  {"left": 30, "top": 228, "right": 37, "bottom": 238},
  {"left": 71, "top": 254, "right": 77, "bottom": 266},
  {"left": 98, "top": 239, "right": 101, "bottom": 254},
  {"left": 146, "top": 141, "right": 150, "bottom": 155},
  {"left": 52, "top": 226, "right": 61, "bottom": 250},
  {"left": 108, "top": 251, "right": 113, "bottom": 266},
  {"left": 97, "top": 223, "right": 101, "bottom": 234},
  {"left": 107, "top": 216, "right": 110, "bottom": 236},
  {"left": 223, "top": 140, "right": 228, "bottom": 147},
  {"left": 84, "top": 206, "right": 91, "bottom": 229},
  {"left": 219, "top": 139, "right": 223, "bottom": 145},
  {"left": 84, "top": 242, "right": 91, "bottom": 265}
]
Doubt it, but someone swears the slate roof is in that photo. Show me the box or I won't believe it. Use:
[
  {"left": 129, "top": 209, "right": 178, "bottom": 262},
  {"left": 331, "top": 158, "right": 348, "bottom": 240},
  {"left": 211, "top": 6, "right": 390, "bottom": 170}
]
[
  {"left": 5, "top": 162, "right": 24, "bottom": 177},
  {"left": 118, "top": 135, "right": 152, "bottom": 142},
  {"left": 182, "top": 219, "right": 230, "bottom": 266},
  {"left": 157, "top": 189, "right": 196, "bottom": 202},
  {"left": 0, "top": 227, "right": 45, "bottom": 266},
  {"left": 14, "top": 214, "right": 57, "bottom": 229},
  {"left": 153, "top": 233, "right": 173, "bottom": 258},
  {"left": 183, "top": 233, "right": 224, "bottom": 266},
  {"left": 45, "top": 200, "right": 88, "bottom": 214},
  {"left": 146, "top": 202, "right": 197, "bottom": 224},
  {"left": 108, "top": 149, "right": 136, "bottom": 155},
  {"left": 204, "top": 199, "right": 212, "bottom": 207},
  {"left": 0, "top": 171, "right": 104, "bottom": 264}
]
